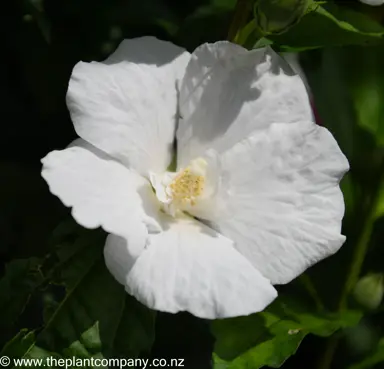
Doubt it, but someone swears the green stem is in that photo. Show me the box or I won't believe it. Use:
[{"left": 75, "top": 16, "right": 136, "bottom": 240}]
[
  {"left": 318, "top": 154, "right": 384, "bottom": 369},
  {"left": 339, "top": 154, "right": 384, "bottom": 311},
  {"left": 317, "top": 206, "right": 377, "bottom": 369},
  {"left": 316, "top": 334, "right": 340, "bottom": 369},
  {"left": 338, "top": 203, "right": 378, "bottom": 311},
  {"left": 300, "top": 274, "right": 324, "bottom": 311},
  {"left": 227, "top": 0, "right": 253, "bottom": 42}
]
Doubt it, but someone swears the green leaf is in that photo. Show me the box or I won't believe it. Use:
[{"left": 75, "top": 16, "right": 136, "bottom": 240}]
[
  {"left": 212, "top": 296, "right": 362, "bottom": 369},
  {"left": 1, "top": 330, "right": 60, "bottom": 368},
  {"left": 301, "top": 45, "right": 384, "bottom": 187},
  {"left": 302, "top": 45, "right": 384, "bottom": 171},
  {"left": 1, "top": 330, "right": 37, "bottom": 358},
  {"left": 0, "top": 258, "right": 44, "bottom": 327},
  {"left": 346, "top": 47, "right": 384, "bottom": 147},
  {"left": 301, "top": 48, "right": 356, "bottom": 158},
  {"left": 269, "top": 3, "right": 384, "bottom": 51},
  {"left": 3, "top": 226, "right": 156, "bottom": 364}
]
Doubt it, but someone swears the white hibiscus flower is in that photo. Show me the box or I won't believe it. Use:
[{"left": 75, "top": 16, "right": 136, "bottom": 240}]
[{"left": 41, "top": 37, "right": 349, "bottom": 319}]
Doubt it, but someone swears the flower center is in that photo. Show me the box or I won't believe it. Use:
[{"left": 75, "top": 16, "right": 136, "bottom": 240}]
[
  {"left": 150, "top": 158, "right": 208, "bottom": 217},
  {"left": 168, "top": 163, "right": 205, "bottom": 206}
]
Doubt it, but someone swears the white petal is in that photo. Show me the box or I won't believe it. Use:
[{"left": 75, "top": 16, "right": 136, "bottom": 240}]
[
  {"left": 67, "top": 37, "right": 190, "bottom": 177},
  {"left": 177, "top": 42, "right": 312, "bottom": 167},
  {"left": 41, "top": 141, "right": 161, "bottom": 251},
  {"left": 206, "top": 121, "right": 349, "bottom": 285},
  {"left": 359, "top": 0, "right": 384, "bottom": 6},
  {"left": 282, "top": 53, "right": 311, "bottom": 96},
  {"left": 104, "top": 234, "right": 139, "bottom": 286},
  {"left": 123, "top": 215, "right": 277, "bottom": 319}
]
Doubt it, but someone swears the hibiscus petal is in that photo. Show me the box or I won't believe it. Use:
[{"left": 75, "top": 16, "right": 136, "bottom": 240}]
[
  {"left": 104, "top": 234, "right": 139, "bottom": 286},
  {"left": 41, "top": 140, "right": 161, "bottom": 259},
  {"left": 177, "top": 42, "right": 312, "bottom": 167},
  {"left": 359, "top": 0, "right": 384, "bottom": 6},
  {"left": 205, "top": 121, "right": 349, "bottom": 285},
  {"left": 115, "top": 215, "right": 277, "bottom": 319},
  {"left": 67, "top": 36, "right": 190, "bottom": 176}
]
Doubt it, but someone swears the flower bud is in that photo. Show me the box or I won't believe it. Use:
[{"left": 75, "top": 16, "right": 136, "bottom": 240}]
[
  {"left": 254, "top": 0, "right": 310, "bottom": 35},
  {"left": 353, "top": 274, "right": 384, "bottom": 310}
]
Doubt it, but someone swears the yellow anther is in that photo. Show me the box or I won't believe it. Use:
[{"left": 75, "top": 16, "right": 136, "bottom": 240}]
[{"left": 168, "top": 165, "right": 205, "bottom": 206}]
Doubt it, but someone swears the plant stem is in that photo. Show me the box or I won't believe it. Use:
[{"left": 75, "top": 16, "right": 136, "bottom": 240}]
[
  {"left": 339, "top": 154, "right": 384, "bottom": 310},
  {"left": 300, "top": 274, "right": 324, "bottom": 311},
  {"left": 318, "top": 154, "right": 384, "bottom": 369},
  {"left": 318, "top": 194, "right": 379, "bottom": 369},
  {"left": 338, "top": 203, "right": 378, "bottom": 310},
  {"left": 316, "top": 335, "right": 340, "bottom": 369},
  {"left": 227, "top": 0, "right": 253, "bottom": 42}
]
